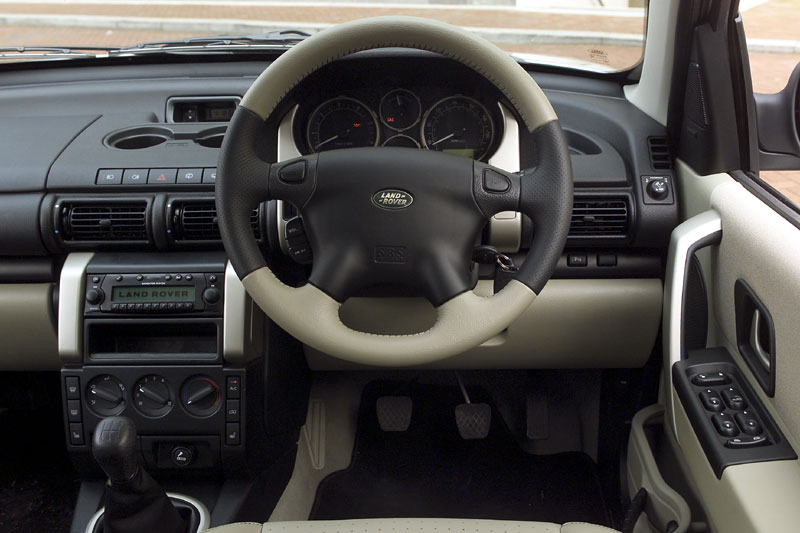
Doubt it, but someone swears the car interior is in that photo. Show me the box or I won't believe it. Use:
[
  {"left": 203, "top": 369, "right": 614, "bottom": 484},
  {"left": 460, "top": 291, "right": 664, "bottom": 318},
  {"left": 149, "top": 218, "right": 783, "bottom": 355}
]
[{"left": 2, "top": 0, "right": 800, "bottom": 532}]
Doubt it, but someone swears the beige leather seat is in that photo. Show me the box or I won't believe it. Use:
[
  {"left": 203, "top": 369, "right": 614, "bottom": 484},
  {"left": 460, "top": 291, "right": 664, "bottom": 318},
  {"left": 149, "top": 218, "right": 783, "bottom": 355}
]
[{"left": 204, "top": 519, "right": 619, "bottom": 532}]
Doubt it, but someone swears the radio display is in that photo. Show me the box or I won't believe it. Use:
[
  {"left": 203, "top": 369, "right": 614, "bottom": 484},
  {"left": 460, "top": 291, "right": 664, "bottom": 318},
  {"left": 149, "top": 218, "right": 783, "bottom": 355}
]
[{"left": 111, "top": 286, "right": 195, "bottom": 303}]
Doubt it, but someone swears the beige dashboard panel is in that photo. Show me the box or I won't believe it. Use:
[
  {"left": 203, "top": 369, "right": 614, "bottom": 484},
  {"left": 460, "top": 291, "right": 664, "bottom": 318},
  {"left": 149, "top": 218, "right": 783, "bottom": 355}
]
[
  {"left": 0, "top": 283, "right": 59, "bottom": 370},
  {"left": 305, "top": 278, "right": 663, "bottom": 370},
  {"left": 672, "top": 388, "right": 800, "bottom": 533}
]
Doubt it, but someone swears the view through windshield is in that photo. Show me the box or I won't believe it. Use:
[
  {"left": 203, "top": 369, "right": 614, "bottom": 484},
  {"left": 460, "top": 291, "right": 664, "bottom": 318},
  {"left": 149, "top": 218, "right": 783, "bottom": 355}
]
[{"left": 0, "top": 0, "right": 648, "bottom": 71}]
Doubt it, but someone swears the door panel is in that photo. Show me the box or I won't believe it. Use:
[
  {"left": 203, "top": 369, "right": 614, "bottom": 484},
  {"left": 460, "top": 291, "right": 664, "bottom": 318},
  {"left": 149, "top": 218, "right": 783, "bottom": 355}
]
[{"left": 665, "top": 162, "right": 800, "bottom": 532}]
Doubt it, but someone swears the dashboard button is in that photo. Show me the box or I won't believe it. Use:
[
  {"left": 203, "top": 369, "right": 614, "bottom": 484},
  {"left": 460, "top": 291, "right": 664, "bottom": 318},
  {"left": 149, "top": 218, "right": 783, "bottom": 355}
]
[
  {"left": 67, "top": 400, "right": 81, "bottom": 422},
  {"left": 202, "top": 168, "right": 217, "bottom": 184},
  {"left": 148, "top": 168, "right": 177, "bottom": 184},
  {"left": 69, "top": 423, "right": 85, "bottom": 445},
  {"left": 226, "top": 400, "right": 240, "bottom": 422},
  {"left": 122, "top": 169, "right": 147, "bottom": 185},
  {"left": 567, "top": 254, "right": 587, "bottom": 267},
  {"left": 65, "top": 377, "right": 80, "bottom": 399},
  {"left": 96, "top": 169, "right": 123, "bottom": 185},
  {"left": 226, "top": 423, "right": 240, "bottom": 445},
  {"left": 177, "top": 168, "right": 203, "bottom": 184}
]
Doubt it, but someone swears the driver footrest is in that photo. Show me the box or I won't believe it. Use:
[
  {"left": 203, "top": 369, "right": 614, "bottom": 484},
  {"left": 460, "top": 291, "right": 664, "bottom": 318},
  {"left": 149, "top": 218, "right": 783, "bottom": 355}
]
[{"left": 376, "top": 396, "right": 413, "bottom": 432}]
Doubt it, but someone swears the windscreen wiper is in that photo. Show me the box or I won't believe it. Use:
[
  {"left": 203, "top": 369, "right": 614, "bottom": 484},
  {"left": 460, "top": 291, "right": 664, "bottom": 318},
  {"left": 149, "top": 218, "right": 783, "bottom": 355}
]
[
  {"left": 113, "top": 30, "right": 311, "bottom": 55},
  {"left": 0, "top": 45, "right": 114, "bottom": 61}
]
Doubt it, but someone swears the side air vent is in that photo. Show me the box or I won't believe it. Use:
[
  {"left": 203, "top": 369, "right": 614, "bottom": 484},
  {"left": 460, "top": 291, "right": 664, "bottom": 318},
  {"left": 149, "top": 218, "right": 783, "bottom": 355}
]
[
  {"left": 170, "top": 199, "right": 261, "bottom": 241},
  {"left": 58, "top": 200, "right": 148, "bottom": 241},
  {"left": 648, "top": 137, "right": 673, "bottom": 170},
  {"left": 570, "top": 197, "right": 629, "bottom": 238}
]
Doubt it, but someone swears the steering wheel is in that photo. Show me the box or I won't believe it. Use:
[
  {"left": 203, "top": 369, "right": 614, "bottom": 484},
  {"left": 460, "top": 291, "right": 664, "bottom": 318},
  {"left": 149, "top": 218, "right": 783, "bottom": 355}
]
[{"left": 216, "top": 16, "right": 573, "bottom": 367}]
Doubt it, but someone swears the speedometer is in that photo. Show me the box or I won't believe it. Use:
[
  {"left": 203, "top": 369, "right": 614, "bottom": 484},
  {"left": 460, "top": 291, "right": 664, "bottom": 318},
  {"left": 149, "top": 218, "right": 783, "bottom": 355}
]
[
  {"left": 307, "top": 96, "right": 379, "bottom": 152},
  {"left": 421, "top": 96, "right": 494, "bottom": 160}
]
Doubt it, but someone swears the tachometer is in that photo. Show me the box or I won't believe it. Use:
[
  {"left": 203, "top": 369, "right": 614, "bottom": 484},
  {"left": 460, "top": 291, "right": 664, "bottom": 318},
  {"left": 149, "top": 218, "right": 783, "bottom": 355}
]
[
  {"left": 307, "top": 96, "right": 379, "bottom": 152},
  {"left": 421, "top": 96, "right": 494, "bottom": 160}
]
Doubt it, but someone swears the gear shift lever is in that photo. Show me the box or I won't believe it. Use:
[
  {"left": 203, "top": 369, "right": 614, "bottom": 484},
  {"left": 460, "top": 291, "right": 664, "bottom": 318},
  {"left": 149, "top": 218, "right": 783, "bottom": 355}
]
[{"left": 92, "top": 417, "right": 186, "bottom": 533}]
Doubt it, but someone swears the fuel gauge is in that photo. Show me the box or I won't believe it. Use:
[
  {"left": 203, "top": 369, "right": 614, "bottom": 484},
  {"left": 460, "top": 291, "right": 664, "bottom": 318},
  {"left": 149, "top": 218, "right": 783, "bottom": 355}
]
[{"left": 379, "top": 89, "right": 421, "bottom": 131}]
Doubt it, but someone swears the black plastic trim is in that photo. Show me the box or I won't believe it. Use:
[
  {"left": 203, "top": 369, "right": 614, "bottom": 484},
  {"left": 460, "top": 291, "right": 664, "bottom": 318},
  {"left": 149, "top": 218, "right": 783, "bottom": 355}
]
[{"left": 674, "top": 347, "right": 796, "bottom": 478}]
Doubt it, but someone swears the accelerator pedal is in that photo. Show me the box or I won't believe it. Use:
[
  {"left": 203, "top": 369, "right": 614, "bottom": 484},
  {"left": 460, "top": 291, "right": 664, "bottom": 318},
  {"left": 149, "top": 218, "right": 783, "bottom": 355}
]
[
  {"left": 376, "top": 396, "right": 413, "bottom": 432},
  {"left": 454, "top": 372, "right": 491, "bottom": 440}
]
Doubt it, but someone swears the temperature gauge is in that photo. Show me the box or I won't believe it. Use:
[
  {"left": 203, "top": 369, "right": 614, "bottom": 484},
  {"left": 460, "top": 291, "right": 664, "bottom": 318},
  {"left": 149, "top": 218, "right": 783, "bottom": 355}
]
[{"left": 379, "top": 89, "right": 421, "bottom": 131}]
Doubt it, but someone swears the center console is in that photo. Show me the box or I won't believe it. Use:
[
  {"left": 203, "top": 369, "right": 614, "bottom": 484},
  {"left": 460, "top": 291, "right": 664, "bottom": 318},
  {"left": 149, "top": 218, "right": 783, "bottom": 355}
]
[{"left": 58, "top": 251, "right": 263, "bottom": 476}]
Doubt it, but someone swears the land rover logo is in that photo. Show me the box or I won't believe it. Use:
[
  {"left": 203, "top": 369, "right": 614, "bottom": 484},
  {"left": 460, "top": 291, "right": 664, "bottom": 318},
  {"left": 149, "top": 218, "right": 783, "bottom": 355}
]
[{"left": 372, "top": 189, "right": 413, "bottom": 210}]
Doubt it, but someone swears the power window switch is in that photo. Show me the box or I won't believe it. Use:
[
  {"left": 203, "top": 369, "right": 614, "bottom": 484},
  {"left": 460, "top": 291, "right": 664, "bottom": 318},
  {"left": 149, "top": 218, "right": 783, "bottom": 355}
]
[
  {"left": 735, "top": 411, "right": 762, "bottom": 436},
  {"left": 699, "top": 389, "right": 724, "bottom": 412},
  {"left": 726, "top": 435, "right": 769, "bottom": 449},
  {"left": 65, "top": 377, "right": 80, "bottom": 399},
  {"left": 712, "top": 413, "right": 739, "bottom": 437},
  {"left": 691, "top": 372, "right": 731, "bottom": 386},
  {"left": 721, "top": 387, "right": 747, "bottom": 411},
  {"left": 67, "top": 400, "right": 81, "bottom": 422},
  {"left": 226, "top": 423, "right": 241, "bottom": 446},
  {"left": 69, "top": 423, "right": 84, "bottom": 445}
]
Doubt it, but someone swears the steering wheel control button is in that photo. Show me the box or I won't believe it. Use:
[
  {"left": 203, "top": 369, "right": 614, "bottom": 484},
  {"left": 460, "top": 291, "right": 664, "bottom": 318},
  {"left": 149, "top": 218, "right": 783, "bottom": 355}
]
[
  {"left": 726, "top": 435, "right": 769, "bottom": 449},
  {"left": 226, "top": 423, "right": 241, "bottom": 446},
  {"left": 96, "top": 169, "right": 123, "bottom": 185},
  {"left": 226, "top": 377, "right": 241, "bottom": 399},
  {"left": 147, "top": 168, "right": 177, "bottom": 184},
  {"left": 122, "top": 169, "right": 147, "bottom": 185},
  {"left": 712, "top": 413, "right": 739, "bottom": 437},
  {"left": 177, "top": 168, "right": 203, "bottom": 184},
  {"left": 735, "top": 411, "right": 762, "bottom": 436},
  {"left": 86, "top": 375, "right": 126, "bottom": 417},
  {"left": 69, "top": 423, "right": 85, "bottom": 446},
  {"left": 226, "top": 400, "right": 240, "bottom": 422},
  {"left": 279, "top": 161, "right": 306, "bottom": 184},
  {"left": 65, "top": 377, "right": 80, "bottom": 400},
  {"left": 171, "top": 446, "right": 194, "bottom": 467},
  {"left": 721, "top": 387, "right": 747, "bottom": 410},
  {"left": 202, "top": 168, "right": 217, "bottom": 184},
  {"left": 181, "top": 376, "right": 221, "bottom": 417},
  {"left": 692, "top": 372, "right": 730, "bottom": 386},
  {"left": 567, "top": 254, "right": 587, "bottom": 267},
  {"left": 699, "top": 389, "right": 724, "bottom": 412},
  {"left": 482, "top": 169, "right": 511, "bottom": 193},
  {"left": 67, "top": 400, "right": 82, "bottom": 422},
  {"left": 285, "top": 217, "right": 305, "bottom": 239}
]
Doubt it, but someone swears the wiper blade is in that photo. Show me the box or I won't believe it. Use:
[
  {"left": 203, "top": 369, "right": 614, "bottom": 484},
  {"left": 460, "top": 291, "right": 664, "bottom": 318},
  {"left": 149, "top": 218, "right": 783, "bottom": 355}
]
[
  {"left": 114, "top": 30, "right": 311, "bottom": 54},
  {"left": 0, "top": 45, "right": 113, "bottom": 60}
]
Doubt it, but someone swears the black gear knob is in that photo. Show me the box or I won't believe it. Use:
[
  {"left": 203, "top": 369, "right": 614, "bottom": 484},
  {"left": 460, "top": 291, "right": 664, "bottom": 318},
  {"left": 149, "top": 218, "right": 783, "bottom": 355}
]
[{"left": 92, "top": 416, "right": 139, "bottom": 483}]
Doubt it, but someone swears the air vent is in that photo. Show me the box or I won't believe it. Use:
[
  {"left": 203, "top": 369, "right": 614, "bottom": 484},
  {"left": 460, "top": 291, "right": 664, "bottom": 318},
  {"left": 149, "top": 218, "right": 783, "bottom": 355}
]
[
  {"left": 59, "top": 201, "right": 148, "bottom": 241},
  {"left": 648, "top": 137, "right": 673, "bottom": 170},
  {"left": 570, "top": 197, "right": 628, "bottom": 238},
  {"left": 171, "top": 200, "right": 260, "bottom": 241}
]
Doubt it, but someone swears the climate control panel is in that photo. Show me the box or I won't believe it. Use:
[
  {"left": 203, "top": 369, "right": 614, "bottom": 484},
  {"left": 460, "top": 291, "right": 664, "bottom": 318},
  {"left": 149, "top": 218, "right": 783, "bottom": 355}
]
[{"left": 62, "top": 366, "right": 244, "bottom": 472}]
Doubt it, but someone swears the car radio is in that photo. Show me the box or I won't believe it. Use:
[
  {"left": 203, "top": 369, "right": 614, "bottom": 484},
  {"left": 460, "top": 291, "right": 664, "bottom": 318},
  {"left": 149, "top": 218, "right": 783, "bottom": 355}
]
[{"left": 84, "top": 271, "right": 223, "bottom": 316}]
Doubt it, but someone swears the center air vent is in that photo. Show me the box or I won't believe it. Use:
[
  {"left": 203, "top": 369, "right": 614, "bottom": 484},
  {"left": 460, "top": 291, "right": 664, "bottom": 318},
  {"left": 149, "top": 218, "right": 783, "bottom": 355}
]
[
  {"left": 170, "top": 199, "right": 260, "bottom": 241},
  {"left": 58, "top": 201, "right": 148, "bottom": 241},
  {"left": 570, "top": 197, "right": 629, "bottom": 238}
]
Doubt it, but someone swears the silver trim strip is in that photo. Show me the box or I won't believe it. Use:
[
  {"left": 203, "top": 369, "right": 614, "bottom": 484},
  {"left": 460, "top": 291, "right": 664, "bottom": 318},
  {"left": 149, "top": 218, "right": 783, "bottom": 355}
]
[
  {"left": 85, "top": 492, "right": 210, "bottom": 533},
  {"left": 663, "top": 209, "right": 722, "bottom": 439},
  {"left": 277, "top": 105, "right": 302, "bottom": 255},
  {"left": 487, "top": 103, "right": 521, "bottom": 253},
  {"left": 58, "top": 252, "right": 94, "bottom": 363},
  {"left": 223, "top": 260, "right": 247, "bottom": 362}
]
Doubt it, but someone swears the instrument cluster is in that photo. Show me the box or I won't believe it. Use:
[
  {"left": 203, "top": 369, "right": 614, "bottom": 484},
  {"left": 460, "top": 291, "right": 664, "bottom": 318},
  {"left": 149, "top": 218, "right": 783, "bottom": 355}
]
[{"left": 302, "top": 88, "right": 500, "bottom": 161}]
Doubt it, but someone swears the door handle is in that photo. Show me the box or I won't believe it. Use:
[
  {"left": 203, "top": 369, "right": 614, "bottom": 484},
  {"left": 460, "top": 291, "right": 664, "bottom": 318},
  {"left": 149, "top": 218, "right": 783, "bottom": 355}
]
[{"left": 750, "top": 308, "right": 771, "bottom": 371}]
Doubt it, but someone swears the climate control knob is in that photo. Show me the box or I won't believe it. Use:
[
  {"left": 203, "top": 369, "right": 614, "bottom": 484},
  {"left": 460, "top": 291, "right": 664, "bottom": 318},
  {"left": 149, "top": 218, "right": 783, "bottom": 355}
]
[
  {"left": 133, "top": 375, "right": 173, "bottom": 417},
  {"left": 86, "top": 375, "right": 125, "bottom": 416},
  {"left": 181, "top": 376, "right": 221, "bottom": 417}
]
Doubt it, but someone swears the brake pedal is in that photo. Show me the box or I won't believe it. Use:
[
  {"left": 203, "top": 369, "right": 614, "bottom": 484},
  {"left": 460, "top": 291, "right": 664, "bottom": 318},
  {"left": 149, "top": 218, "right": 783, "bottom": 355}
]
[
  {"left": 454, "top": 372, "right": 491, "bottom": 439},
  {"left": 376, "top": 396, "right": 413, "bottom": 432}
]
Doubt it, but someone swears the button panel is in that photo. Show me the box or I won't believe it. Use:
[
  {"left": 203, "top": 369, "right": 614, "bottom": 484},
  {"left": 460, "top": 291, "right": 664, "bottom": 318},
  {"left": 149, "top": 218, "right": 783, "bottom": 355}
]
[{"left": 95, "top": 168, "right": 217, "bottom": 186}]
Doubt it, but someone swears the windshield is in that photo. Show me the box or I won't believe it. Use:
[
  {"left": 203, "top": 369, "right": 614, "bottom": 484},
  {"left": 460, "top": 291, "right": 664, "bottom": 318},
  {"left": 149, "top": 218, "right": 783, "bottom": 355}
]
[{"left": 0, "top": 0, "right": 647, "bottom": 72}]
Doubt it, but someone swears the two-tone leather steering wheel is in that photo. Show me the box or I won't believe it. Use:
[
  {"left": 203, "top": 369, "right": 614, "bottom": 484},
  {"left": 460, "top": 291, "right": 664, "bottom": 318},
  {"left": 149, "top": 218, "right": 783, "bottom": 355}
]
[{"left": 216, "top": 16, "right": 573, "bottom": 366}]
